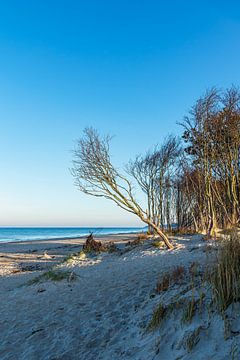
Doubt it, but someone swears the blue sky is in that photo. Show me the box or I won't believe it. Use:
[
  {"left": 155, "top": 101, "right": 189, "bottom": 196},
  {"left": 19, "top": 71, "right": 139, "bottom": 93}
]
[{"left": 0, "top": 1, "right": 240, "bottom": 226}]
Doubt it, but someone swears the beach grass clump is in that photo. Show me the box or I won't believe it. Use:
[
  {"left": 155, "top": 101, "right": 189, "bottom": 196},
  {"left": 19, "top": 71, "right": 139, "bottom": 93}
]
[
  {"left": 209, "top": 232, "right": 240, "bottom": 312},
  {"left": 147, "top": 303, "right": 166, "bottom": 331},
  {"left": 181, "top": 296, "right": 197, "bottom": 324},
  {"left": 156, "top": 266, "right": 186, "bottom": 293},
  {"left": 28, "top": 269, "right": 76, "bottom": 285},
  {"left": 184, "top": 327, "right": 201, "bottom": 352},
  {"left": 189, "top": 262, "right": 200, "bottom": 279},
  {"left": 230, "top": 342, "right": 239, "bottom": 360},
  {"left": 171, "top": 266, "right": 185, "bottom": 283},
  {"left": 156, "top": 274, "right": 171, "bottom": 293}
]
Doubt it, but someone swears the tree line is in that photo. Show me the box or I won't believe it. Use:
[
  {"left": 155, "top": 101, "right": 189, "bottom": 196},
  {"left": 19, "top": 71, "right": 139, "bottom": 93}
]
[{"left": 71, "top": 86, "right": 240, "bottom": 249}]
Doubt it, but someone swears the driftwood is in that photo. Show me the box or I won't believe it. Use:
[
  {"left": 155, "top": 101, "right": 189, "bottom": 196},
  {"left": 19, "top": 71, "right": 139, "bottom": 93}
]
[
  {"left": 83, "top": 233, "right": 105, "bottom": 252},
  {"left": 82, "top": 234, "right": 118, "bottom": 253}
]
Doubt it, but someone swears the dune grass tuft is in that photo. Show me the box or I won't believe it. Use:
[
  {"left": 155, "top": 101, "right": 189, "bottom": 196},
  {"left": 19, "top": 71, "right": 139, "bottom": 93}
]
[
  {"left": 28, "top": 269, "right": 76, "bottom": 285},
  {"left": 181, "top": 296, "right": 197, "bottom": 323},
  {"left": 184, "top": 327, "right": 201, "bottom": 352},
  {"left": 147, "top": 303, "right": 166, "bottom": 331},
  {"left": 156, "top": 266, "right": 186, "bottom": 293},
  {"left": 210, "top": 232, "right": 240, "bottom": 312},
  {"left": 156, "top": 274, "right": 171, "bottom": 293}
]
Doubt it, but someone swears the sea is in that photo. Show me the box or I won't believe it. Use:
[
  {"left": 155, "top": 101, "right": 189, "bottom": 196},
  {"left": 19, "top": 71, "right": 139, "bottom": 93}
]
[{"left": 0, "top": 227, "right": 145, "bottom": 243}]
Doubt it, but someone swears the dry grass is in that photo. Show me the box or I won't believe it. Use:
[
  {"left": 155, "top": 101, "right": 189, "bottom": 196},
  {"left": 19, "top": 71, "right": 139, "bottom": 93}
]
[
  {"left": 230, "top": 342, "right": 239, "bottom": 360},
  {"left": 172, "top": 266, "right": 185, "bottom": 283},
  {"left": 210, "top": 232, "right": 240, "bottom": 312},
  {"left": 137, "top": 232, "right": 149, "bottom": 241},
  {"left": 156, "top": 266, "right": 186, "bottom": 293},
  {"left": 184, "top": 327, "right": 201, "bottom": 352},
  {"left": 181, "top": 295, "right": 197, "bottom": 323},
  {"left": 156, "top": 274, "right": 171, "bottom": 293},
  {"left": 189, "top": 262, "right": 199, "bottom": 278}
]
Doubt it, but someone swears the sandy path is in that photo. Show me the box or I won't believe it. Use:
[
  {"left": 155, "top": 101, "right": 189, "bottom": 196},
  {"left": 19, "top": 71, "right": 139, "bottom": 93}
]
[{"left": 0, "top": 235, "right": 210, "bottom": 360}]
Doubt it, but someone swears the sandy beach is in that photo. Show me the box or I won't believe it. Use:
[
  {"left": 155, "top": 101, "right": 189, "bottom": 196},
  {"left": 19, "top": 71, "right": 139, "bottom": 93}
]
[
  {"left": 1, "top": 2, "right": 239, "bottom": 358},
  {"left": 0, "top": 233, "right": 137, "bottom": 276},
  {"left": 1, "top": 233, "right": 238, "bottom": 360}
]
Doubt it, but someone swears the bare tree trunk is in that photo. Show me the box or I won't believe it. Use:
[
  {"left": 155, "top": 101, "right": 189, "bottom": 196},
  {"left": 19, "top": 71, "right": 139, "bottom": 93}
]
[
  {"left": 141, "top": 216, "right": 174, "bottom": 249},
  {"left": 150, "top": 221, "right": 174, "bottom": 249}
]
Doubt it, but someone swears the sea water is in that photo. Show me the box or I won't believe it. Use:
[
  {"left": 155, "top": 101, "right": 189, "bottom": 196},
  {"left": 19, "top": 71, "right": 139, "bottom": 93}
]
[{"left": 0, "top": 227, "right": 145, "bottom": 243}]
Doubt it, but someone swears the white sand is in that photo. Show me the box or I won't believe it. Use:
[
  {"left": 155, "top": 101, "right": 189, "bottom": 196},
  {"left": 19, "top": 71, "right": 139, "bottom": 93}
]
[{"left": 0, "top": 234, "right": 239, "bottom": 359}]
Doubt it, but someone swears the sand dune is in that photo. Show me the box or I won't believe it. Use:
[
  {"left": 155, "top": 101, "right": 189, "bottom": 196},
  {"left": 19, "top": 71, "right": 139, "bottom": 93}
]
[{"left": 0, "top": 234, "right": 238, "bottom": 359}]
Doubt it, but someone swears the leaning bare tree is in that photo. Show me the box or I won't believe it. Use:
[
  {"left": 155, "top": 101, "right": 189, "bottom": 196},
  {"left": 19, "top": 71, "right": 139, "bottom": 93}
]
[{"left": 71, "top": 128, "right": 174, "bottom": 249}]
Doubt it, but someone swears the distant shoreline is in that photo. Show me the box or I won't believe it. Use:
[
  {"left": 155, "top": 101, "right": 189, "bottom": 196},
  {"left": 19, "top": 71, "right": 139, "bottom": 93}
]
[
  {"left": 0, "top": 231, "right": 144, "bottom": 246},
  {"left": 0, "top": 227, "right": 146, "bottom": 245}
]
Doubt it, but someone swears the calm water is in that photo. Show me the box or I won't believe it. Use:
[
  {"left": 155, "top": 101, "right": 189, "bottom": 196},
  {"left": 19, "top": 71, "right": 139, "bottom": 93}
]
[{"left": 0, "top": 227, "right": 145, "bottom": 243}]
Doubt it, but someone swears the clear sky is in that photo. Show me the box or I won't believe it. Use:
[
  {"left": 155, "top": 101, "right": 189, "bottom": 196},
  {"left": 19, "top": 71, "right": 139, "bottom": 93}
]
[{"left": 0, "top": 1, "right": 240, "bottom": 227}]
